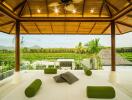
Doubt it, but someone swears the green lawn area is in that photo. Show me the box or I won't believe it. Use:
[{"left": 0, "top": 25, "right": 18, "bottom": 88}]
[
  {"left": 0, "top": 53, "right": 90, "bottom": 62},
  {"left": 119, "top": 53, "right": 132, "bottom": 62},
  {"left": 21, "top": 53, "right": 89, "bottom": 61}
]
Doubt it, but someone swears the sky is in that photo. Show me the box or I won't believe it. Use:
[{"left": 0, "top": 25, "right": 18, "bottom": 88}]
[{"left": 0, "top": 32, "right": 132, "bottom": 48}]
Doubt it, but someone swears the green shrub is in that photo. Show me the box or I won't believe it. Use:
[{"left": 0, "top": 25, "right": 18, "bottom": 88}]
[
  {"left": 36, "top": 65, "right": 46, "bottom": 70},
  {"left": 75, "top": 61, "right": 83, "bottom": 70},
  {"left": 48, "top": 65, "right": 54, "bottom": 68},
  {"left": 44, "top": 68, "right": 57, "bottom": 74},
  {"left": 25, "top": 79, "right": 42, "bottom": 97},
  {"left": 55, "top": 65, "right": 60, "bottom": 69},
  {"left": 87, "top": 86, "right": 115, "bottom": 99},
  {"left": 84, "top": 68, "right": 92, "bottom": 76}
]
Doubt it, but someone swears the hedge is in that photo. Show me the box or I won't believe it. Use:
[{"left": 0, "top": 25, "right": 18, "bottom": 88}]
[{"left": 44, "top": 68, "right": 57, "bottom": 74}]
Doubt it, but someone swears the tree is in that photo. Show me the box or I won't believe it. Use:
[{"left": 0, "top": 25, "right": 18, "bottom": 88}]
[
  {"left": 75, "top": 42, "right": 85, "bottom": 54},
  {"left": 86, "top": 39, "right": 102, "bottom": 70}
]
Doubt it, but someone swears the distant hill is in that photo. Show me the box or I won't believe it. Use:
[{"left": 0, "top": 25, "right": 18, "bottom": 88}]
[{"left": 31, "top": 45, "right": 41, "bottom": 49}]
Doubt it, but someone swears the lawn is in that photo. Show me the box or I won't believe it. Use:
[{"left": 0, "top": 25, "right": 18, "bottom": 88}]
[
  {"left": 119, "top": 53, "right": 132, "bottom": 62},
  {"left": 0, "top": 52, "right": 90, "bottom": 63},
  {"left": 21, "top": 53, "right": 89, "bottom": 61}
]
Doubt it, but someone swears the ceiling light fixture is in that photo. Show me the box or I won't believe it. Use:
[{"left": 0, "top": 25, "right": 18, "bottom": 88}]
[
  {"left": 90, "top": 8, "right": 94, "bottom": 13},
  {"left": 72, "top": 9, "right": 76, "bottom": 14},
  {"left": 37, "top": 9, "right": 41, "bottom": 13},
  {"left": 54, "top": 7, "right": 59, "bottom": 13}
]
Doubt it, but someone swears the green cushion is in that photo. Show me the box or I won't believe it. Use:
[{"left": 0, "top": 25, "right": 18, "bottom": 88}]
[
  {"left": 44, "top": 68, "right": 57, "bottom": 74},
  {"left": 87, "top": 86, "right": 116, "bottom": 99},
  {"left": 84, "top": 68, "right": 92, "bottom": 76},
  {"left": 25, "top": 79, "right": 42, "bottom": 97}
]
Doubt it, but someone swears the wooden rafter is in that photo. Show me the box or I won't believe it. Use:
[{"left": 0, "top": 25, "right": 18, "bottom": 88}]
[
  {"left": 0, "top": 21, "right": 14, "bottom": 26},
  {"left": 18, "top": 0, "right": 27, "bottom": 16},
  {"left": 0, "top": 3, "right": 18, "bottom": 19},
  {"left": 45, "top": 0, "right": 49, "bottom": 17},
  {"left": 50, "top": 22, "right": 54, "bottom": 33},
  {"left": 0, "top": 0, "right": 6, "bottom": 3},
  {"left": 99, "top": 0, "right": 105, "bottom": 17},
  {"left": 82, "top": 0, "right": 86, "bottom": 17},
  {"left": 116, "top": 21, "right": 132, "bottom": 28},
  {"left": 34, "top": 23, "right": 41, "bottom": 33},
  {"left": 104, "top": 3, "right": 112, "bottom": 17},
  {"left": 13, "top": 0, "right": 27, "bottom": 12},
  {"left": 101, "top": 23, "right": 111, "bottom": 34},
  {"left": 105, "top": 0, "right": 119, "bottom": 12},
  {"left": 9, "top": 23, "right": 15, "bottom": 34},
  {"left": 27, "top": 0, "right": 32, "bottom": 17},
  {"left": 127, "top": 14, "right": 132, "bottom": 18},
  {"left": 112, "top": 3, "right": 131, "bottom": 20},
  {"left": 20, "top": 17, "right": 111, "bottom": 22},
  {"left": 46, "top": 0, "right": 53, "bottom": 33},
  {"left": 88, "top": 22, "right": 96, "bottom": 34},
  {"left": 76, "top": 22, "right": 81, "bottom": 33},
  {"left": 116, "top": 24, "right": 122, "bottom": 34},
  {"left": 20, "top": 23, "right": 29, "bottom": 34},
  {"left": 126, "top": 0, "right": 131, "bottom": 4}
]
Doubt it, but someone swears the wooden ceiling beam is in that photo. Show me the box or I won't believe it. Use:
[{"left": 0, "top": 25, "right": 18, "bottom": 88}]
[
  {"left": 99, "top": 0, "right": 105, "bottom": 17},
  {"left": 112, "top": 4, "right": 132, "bottom": 20},
  {"left": 18, "top": 0, "right": 27, "bottom": 17},
  {"left": 9, "top": 23, "right": 15, "bottom": 34},
  {"left": 13, "top": 0, "right": 27, "bottom": 12},
  {"left": 116, "top": 21, "right": 132, "bottom": 28},
  {"left": 34, "top": 23, "right": 41, "bottom": 33},
  {"left": 27, "top": 0, "right": 32, "bottom": 17},
  {"left": 50, "top": 22, "right": 54, "bottom": 33},
  {"left": 0, "top": 3, "right": 18, "bottom": 20},
  {"left": 126, "top": 0, "right": 132, "bottom": 4},
  {"left": 20, "top": 17, "right": 111, "bottom": 22},
  {"left": 20, "top": 23, "right": 29, "bottom": 34},
  {"left": 101, "top": 23, "right": 111, "bottom": 34},
  {"left": 88, "top": 22, "right": 96, "bottom": 34},
  {"left": 104, "top": 0, "right": 113, "bottom": 17},
  {"left": 116, "top": 24, "right": 122, "bottom": 34},
  {"left": 0, "top": 0, "right": 6, "bottom": 3},
  {"left": 0, "top": 21, "right": 14, "bottom": 26},
  {"left": 104, "top": 3, "right": 112, "bottom": 17},
  {"left": 45, "top": 0, "right": 49, "bottom": 17},
  {"left": 105, "top": 0, "right": 119, "bottom": 12},
  {"left": 76, "top": 22, "right": 81, "bottom": 33},
  {"left": 82, "top": 0, "right": 86, "bottom": 17}
]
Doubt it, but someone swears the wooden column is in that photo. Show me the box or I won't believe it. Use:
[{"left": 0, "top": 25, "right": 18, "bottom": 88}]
[
  {"left": 111, "top": 21, "right": 116, "bottom": 71},
  {"left": 15, "top": 21, "right": 20, "bottom": 72}
]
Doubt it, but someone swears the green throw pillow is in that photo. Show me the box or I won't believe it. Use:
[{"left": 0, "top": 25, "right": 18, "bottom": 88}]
[
  {"left": 84, "top": 68, "right": 92, "bottom": 76},
  {"left": 87, "top": 86, "right": 116, "bottom": 99},
  {"left": 25, "top": 79, "right": 42, "bottom": 97}
]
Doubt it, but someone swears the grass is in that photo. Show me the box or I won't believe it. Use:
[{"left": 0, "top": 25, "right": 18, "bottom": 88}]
[
  {"left": 21, "top": 53, "right": 90, "bottom": 61},
  {"left": 0, "top": 52, "right": 90, "bottom": 62},
  {"left": 119, "top": 53, "right": 132, "bottom": 62}
]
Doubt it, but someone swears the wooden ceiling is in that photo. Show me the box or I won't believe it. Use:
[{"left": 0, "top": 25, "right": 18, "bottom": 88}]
[{"left": 0, "top": 0, "right": 131, "bottom": 35}]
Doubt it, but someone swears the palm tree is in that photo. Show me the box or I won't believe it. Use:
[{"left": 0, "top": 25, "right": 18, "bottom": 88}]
[
  {"left": 86, "top": 39, "right": 102, "bottom": 70},
  {"left": 75, "top": 42, "right": 85, "bottom": 54}
]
